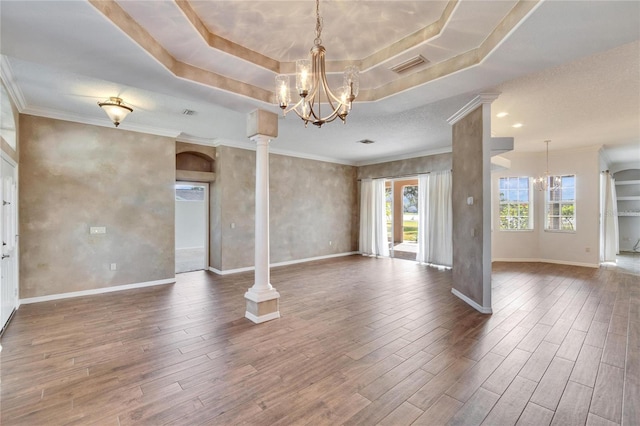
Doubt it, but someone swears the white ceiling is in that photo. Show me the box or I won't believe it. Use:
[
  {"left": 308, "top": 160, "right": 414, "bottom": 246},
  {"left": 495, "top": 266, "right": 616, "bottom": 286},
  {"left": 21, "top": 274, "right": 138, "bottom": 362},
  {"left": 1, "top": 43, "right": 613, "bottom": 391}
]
[{"left": 0, "top": 0, "right": 638, "bottom": 169}]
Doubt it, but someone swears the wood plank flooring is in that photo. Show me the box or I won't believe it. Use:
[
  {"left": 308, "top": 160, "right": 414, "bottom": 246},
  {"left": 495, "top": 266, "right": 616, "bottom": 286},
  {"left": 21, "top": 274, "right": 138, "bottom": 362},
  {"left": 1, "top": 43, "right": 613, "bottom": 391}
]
[{"left": 1, "top": 256, "right": 638, "bottom": 425}]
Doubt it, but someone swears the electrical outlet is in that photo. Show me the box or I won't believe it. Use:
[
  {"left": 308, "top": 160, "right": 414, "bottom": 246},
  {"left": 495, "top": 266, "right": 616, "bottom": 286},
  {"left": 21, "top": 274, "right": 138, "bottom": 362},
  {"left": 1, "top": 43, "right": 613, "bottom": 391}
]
[
  {"left": 585, "top": 247, "right": 591, "bottom": 253},
  {"left": 90, "top": 226, "right": 106, "bottom": 235},
  {"left": 110, "top": 263, "right": 117, "bottom": 271},
  {"left": 329, "top": 240, "right": 332, "bottom": 246}
]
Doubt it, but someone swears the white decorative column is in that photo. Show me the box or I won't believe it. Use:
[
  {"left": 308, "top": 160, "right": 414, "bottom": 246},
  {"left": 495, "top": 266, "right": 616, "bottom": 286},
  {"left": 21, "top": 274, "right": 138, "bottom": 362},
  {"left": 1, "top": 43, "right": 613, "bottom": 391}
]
[{"left": 244, "top": 110, "right": 280, "bottom": 323}]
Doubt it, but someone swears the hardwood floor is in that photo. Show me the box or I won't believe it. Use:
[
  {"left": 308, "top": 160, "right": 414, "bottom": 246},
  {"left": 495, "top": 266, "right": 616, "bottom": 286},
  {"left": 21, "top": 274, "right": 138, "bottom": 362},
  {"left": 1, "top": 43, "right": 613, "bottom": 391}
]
[{"left": 1, "top": 256, "right": 638, "bottom": 425}]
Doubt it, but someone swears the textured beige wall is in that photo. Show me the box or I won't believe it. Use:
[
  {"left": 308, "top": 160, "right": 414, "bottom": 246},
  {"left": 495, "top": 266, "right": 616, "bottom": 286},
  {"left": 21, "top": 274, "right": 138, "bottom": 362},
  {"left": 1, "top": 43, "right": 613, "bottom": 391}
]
[
  {"left": 452, "top": 107, "right": 485, "bottom": 305},
  {"left": 211, "top": 145, "right": 358, "bottom": 271},
  {"left": 19, "top": 115, "right": 175, "bottom": 298},
  {"left": 357, "top": 153, "right": 451, "bottom": 180}
]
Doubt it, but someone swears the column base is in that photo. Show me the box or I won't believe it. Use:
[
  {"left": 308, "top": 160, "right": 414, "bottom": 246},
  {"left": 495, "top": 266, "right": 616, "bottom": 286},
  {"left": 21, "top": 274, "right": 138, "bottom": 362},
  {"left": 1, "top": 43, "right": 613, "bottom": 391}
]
[{"left": 244, "top": 288, "right": 280, "bottom": 324}]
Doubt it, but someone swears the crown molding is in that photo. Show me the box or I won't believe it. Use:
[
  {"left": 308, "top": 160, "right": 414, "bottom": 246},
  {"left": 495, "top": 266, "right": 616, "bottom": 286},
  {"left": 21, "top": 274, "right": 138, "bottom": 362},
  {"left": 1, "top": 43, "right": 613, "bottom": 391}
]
[
  {"left": 22, "top": 106, "right": 181, "bottom": 139},
  {"left": 446, "top": 92, "right": 500, "bottom": 125},
  {"left": 0, "top": 56, "right": 27, "bottom": 112},
  {"left": 213, "top": 138, "right": 356, "bottom": 166},
  {"left": 91, "top": 0, "right": 537, "bottom": 105},
  {"left": 356, "top": 146, "right": 452, "bottom": 167},
  {"left": 599, "top": 146, "right": 612, "bottom": 170},
  {"left": 176, "top": 134, "right": 216, "bottom": 146}
]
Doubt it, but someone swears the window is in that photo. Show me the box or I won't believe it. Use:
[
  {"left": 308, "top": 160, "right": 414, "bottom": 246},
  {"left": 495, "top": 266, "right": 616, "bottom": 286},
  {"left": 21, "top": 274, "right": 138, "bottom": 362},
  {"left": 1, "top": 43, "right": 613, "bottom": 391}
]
[
  {"left": 175, "top": 184, "right": 205, "bottom": 201},
  {"left": 545, "top": 175, "right": 576, "bottom": 231},
  {"left": 499, "top": 177, "right": 533, "bottom": 230}
]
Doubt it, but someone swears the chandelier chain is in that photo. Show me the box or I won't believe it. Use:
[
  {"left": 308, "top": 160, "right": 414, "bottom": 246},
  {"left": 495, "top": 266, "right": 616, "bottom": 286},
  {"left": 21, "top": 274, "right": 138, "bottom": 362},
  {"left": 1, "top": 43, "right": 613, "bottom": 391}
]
[{"left": 314, "top": 0, "right": 323, "bottom": 46}]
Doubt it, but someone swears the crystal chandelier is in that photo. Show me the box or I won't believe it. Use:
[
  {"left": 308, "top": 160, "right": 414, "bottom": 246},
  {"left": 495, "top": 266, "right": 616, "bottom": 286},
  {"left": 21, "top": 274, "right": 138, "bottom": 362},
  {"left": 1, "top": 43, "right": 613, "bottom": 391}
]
[
  {"left": 275, "top": 0, "right": 359, "bottom": 127},
  {"left": 533, "top": 140, "right": 560, "bottom": 191}
]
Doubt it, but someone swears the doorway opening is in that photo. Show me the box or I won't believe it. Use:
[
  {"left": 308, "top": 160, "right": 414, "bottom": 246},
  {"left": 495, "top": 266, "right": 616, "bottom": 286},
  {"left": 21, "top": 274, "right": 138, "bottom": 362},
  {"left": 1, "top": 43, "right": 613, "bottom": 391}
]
[
  {"left": 175, "top": 182, "right": 208, "bottom": 273},
  {"left": 386, "top": 178, "right": 419, "bottom": 260}
]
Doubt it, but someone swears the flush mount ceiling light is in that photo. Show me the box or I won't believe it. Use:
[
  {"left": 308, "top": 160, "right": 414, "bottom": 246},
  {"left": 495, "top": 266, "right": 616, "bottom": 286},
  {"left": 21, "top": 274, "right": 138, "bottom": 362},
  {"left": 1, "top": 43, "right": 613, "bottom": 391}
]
[
  {"left": 512, "top": 123, "right": 523, "bottom": 128},
  {"left": 533, "top": 140, "right": 561, "bottom": 191},
  {"left": 496, "top": 112, "right": 509, "bottom": 118},
  {"left": 275, "top": 0, "right": 359, "bottom": 128},
  {"left": 98, "top": 97, "right": 133, "bottom": 127}
]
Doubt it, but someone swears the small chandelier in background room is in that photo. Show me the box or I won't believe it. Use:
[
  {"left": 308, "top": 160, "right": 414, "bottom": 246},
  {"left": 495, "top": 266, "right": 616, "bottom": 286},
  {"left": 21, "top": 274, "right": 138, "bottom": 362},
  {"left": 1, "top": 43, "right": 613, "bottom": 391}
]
[
  {"left": 98, "top": 97, "right": 133, "bottom": 127},
  {"left": 533, "top": 140, "right": 561, "bottom": 191},
  {"left": 275, "top": 0, "right": 359, "bottom": 128}
]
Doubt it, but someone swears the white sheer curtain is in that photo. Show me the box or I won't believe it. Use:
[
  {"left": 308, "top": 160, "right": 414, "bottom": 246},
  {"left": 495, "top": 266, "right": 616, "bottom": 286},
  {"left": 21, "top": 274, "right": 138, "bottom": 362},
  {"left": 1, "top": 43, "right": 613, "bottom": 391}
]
[
  {"left": 359, "top": 178, "right": 390, "bottom": 257},
  {"left": 416, "top": 170, "right": 453, "bottom": 267},
  {"left": 600, "top": 171, "right": 619, "bottom": 262},
  {"left": 416, "top": 174, "right": 429, "bottom": 263}
]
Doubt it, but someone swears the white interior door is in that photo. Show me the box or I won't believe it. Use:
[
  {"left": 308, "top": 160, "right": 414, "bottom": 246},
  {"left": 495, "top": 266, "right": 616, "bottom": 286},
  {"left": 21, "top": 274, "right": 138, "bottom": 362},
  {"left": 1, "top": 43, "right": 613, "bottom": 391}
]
[{"left": 1, "top": 156, "right": 18, "bottom": 333}]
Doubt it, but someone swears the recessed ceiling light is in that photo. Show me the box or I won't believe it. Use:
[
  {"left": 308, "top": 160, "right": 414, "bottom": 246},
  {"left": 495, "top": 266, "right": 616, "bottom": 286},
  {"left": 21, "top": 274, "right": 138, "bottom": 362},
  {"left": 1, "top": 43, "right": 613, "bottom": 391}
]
[
  {"left": 512, "top": 123, "right": 523, "bottom": 128},
  {"left": 358, "top": 139, "right": 375, "bottom": 144},
  {"left": 496, "top": 112, "right": 509, "bottom": 118}
]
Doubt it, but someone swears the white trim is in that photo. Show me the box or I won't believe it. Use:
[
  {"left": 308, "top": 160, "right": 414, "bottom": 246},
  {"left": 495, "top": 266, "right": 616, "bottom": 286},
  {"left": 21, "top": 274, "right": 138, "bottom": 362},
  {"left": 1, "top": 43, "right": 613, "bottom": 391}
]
[
  {"left": 0, "top": 56, "right": 27, "bottom": 112},
  {"left": 451, "top": 288, "right": 492, "bottom": 314},
  {"left": 446, "top": 93, "right": 500, "bottom": 125},
  {"left": 245, "top": 310, "right": 280, "bottom": 324},
  {"left": 492, "top": 258, "right": 600, "bottom": 269},
  {"left": 176, "top": 134, "right": 216, "bottom": 146},
  {"left": 355, "top": 146, "right": 452, "bottom": 167},
  {"left": 208, "top": 251, "right": 359, "bottom": 275},
  {"left": 0, "top": 150, "right": 18, "bottom": 168},
  {"left": 21, "top": 105, "right": 181, "bottom": 139},
  {"left": 537, "top": 258, "right": 600, "bottom": 269},
  {"left": 244, "top": 288, "right": 280, "bottom": 303},
  {"left": 213, "top": 138, "right": 356, "bottom": 166},
  {"left": 19, "top": 278, "right": 176, "bottom": 305},
  {"left": 209, "top": 265, "right": 253, "bottom": 275}
]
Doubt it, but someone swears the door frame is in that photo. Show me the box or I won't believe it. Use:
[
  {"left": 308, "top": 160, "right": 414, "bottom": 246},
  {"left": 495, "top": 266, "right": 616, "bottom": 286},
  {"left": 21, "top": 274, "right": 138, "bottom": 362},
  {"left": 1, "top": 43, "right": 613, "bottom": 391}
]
[
  {"left": 1, "top": 150, "right": 19, "bottom": 336},
  {"left": 175, "top": 181, "right": 209, "bottom": 272}
]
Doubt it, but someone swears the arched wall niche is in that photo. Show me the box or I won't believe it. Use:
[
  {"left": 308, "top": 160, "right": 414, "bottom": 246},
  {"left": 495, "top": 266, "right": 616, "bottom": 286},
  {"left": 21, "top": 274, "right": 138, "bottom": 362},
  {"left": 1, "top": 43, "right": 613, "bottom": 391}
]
[{"left": 175, "top": 141, "right": 216, "bottom": 182}]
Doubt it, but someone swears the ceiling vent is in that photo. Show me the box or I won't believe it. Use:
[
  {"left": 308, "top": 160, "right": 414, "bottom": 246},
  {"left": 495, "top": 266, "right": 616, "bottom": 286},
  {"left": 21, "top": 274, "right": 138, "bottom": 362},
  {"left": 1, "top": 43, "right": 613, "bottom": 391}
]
[
  {"left": 389, "top": 55, "right": 429, "bottom": 74},
  {"left": 182, "top": 109, "right": 196, "bottom": 116},
  {"left": 358, "top": 139, "right": 375, "bottom": 144}
]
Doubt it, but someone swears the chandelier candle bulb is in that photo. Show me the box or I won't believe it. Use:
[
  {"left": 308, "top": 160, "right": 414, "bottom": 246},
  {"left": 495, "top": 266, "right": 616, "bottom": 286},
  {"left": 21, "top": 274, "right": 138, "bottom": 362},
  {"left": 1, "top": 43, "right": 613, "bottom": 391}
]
[
  {"left": 296, "top": 60, "right": 311, "bottom": 97},
  {"left": 276, "top": 75, "right": 290, "bottom": 109}
]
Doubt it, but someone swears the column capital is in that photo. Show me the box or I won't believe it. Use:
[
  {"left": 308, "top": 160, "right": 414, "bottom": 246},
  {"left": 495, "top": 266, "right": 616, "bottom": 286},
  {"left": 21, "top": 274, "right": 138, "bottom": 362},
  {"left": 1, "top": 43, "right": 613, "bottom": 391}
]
[{"left": 249, "top": 134, "right": 271, "bottom": 145}]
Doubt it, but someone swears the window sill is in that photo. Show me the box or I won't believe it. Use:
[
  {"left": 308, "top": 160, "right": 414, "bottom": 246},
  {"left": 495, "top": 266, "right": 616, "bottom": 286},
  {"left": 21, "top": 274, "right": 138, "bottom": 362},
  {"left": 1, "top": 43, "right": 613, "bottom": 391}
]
[
  {"left": 544, "top": 229, "right": 576, "bottom": 234},
  {"left": 499, "top": 229, "right": 535, "bottom": 232}
]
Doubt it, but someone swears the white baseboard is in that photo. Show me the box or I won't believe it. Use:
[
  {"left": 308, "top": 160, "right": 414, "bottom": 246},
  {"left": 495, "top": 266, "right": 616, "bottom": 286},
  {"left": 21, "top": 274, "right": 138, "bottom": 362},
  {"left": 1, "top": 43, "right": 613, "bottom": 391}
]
[
  {"left": 538, "top": 258, "right": 600, "bottom": 269},
  {"left": 492, "top": 258, "right": 540, "bottom": 263},
  {"left": 208, "top": 266, "right": 254, "bottom": 275},
  {"left": 451, "top": 288, "right": 492, "bottom": 314},
  {"left": 209, "top": 251, "right": 359, "bottom": 275},
  {"left": 492, "top": 258, "right": 599, "bottom": 269},
  {"left": 19, "top": 278, "right": 176, "bottom": 305}
]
